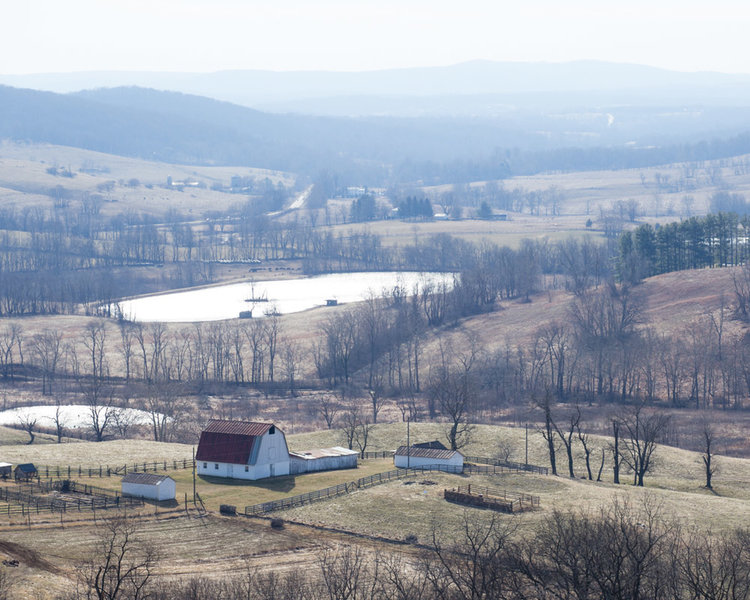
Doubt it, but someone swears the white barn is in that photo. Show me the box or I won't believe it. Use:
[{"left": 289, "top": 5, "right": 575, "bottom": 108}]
[
  {"left": 289, "top": 446, "right": 358, "bottom": 474},
  {"left": 394, "top": 440, "right": 464, "bottom": 471},
  {"left": 196, "top": 420, "right": 290, "bottom": 480},
  {"left": 121, "top": 473, "right": 176, "bottom": 501}
]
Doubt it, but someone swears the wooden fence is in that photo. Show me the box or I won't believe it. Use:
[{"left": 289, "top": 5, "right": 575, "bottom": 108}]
[
  {"left": 0, "top": 479, "right": 142, "bottom": 516},
  {"left": 37, "top": 459, "right": 194, "bottom": 479},
  {"left": 444, "top": 484, "right": 539, "bottom": 513},
  {"left": 244, "top": 464, "right": 462, "bottom": 516},
  {"left": 464, "top": 456, "right": 548, "bottom": 475}
]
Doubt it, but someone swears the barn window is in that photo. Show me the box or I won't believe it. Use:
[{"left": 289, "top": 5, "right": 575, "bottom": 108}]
[
  {"left": 245, "top": 465, "right": 249, "bottom": 472},
  {"left": 269, "top": 425, "right": 275, "bottom": 435},
  {"left": 214, "top": 463, "right": 219, "bottom": 470},
  {"left": 203, "top": 462, "right": 207, "bottom": 469}
]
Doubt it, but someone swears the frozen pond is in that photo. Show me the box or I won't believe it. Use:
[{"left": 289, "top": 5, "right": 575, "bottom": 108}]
[
  {"left": 0, "top": 405, "right": 156, "bottom": 430},
  {"left": 118, "top": 271, "right": 453, "bottom": 323}
]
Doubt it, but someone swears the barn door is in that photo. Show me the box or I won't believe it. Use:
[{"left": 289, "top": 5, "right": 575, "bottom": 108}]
[
  {"left": 270, "top": 463, "right": 275, "bottom": 477},
  {"left": 227, "top": 464, "right": 233, "bottom": 477}
]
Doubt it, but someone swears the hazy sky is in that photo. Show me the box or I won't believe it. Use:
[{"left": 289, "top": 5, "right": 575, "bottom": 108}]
[{"left": 2, "top": 0, "right": 749, "bottom": 74}]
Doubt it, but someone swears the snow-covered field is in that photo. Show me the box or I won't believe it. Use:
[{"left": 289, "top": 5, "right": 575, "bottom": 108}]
[{"left": 0, "top": 405, "right": 156, "bottom": 430}]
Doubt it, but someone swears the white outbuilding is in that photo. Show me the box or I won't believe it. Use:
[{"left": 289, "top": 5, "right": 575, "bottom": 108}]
[
  {"left": 121, "top": 473, "right": 176, "bottom": 501},
  {"left": 289, "top": 446, "right": 358, "bottom": 474},
  {"left": 394, "top": 440, "right": 464, "bottom": 471},
  {"left": 196, "top": 419, "right": 291, "bottom": 480}
]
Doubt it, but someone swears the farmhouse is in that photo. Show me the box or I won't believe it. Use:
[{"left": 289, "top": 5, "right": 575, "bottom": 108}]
[
  {"left": 121, "top": 473, "right": 176, "bottom": 501},
  {"left": 0, "top": 463, "right": 11, "bottom": 479},
  {"left": 289, "top": 446, "right": 358, "bottom": 474},
  {"left": 196, "top": 419, "right": 290, "bottom": 480},
  {"left": 394, "top": 440, "right": 464, "bottom": 471}
]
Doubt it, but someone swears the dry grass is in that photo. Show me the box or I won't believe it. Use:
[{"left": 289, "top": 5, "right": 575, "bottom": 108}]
[
  {"left": 0, "top": 439, "right": 192, "bottom": 469},
  {"left": 0, "top": 140, "right": 293, "bottom": 219}
]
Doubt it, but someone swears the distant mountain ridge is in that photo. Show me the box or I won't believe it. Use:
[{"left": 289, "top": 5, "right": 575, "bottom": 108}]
[{"left": 4, "top": 61, "right": 750, "bottom": 116}]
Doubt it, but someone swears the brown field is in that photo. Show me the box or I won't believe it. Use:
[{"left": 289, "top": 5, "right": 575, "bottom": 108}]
[{"left": 0, "top": 140, "right": 294, "bottom": 218}]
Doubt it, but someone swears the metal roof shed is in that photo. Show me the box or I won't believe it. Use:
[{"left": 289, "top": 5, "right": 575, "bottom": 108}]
[
  {"left": 289, "top": 446, "right": 358, "bottom": 474},
  {"left": 394, "top": 444, "right": 464, "bottom": 471},
  {"left": 121, "top": 473, "right": 176, "bottom": 501}
]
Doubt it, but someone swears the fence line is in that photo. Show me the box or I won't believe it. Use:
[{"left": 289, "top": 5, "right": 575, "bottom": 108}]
[
  {"left": 445, "top": 484, "right": 540, "bottom": 513},
  {"left": 244, "top": 464, "right": 462, "bottom": 516},
  {"left": 358, "top": 451, "right": 547, "bottom": 475},
  {"left": 463, "top": 456, "right": 548, "bottom": 475},
  {"left": 37, "top": 459, "right": 194, "bottom": 480},
  {"left": 0, "top": 479, "right": 142, "bottom": 516}
]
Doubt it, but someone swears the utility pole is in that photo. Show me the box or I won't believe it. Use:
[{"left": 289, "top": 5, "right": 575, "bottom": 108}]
[
  {"left": 407, "top": 417, "right": 411, "bottom": 468},
  {"left": 525, "top": 423, "right": 528, "bottom": 466},
  {"left": 192, "top": 446, "right": 196, "bottom": 501}
]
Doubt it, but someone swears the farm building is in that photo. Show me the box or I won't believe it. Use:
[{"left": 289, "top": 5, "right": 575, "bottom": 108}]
[
  {"left": 196, "top": 419, "right": 290, "bottom": 480},
  {"left": 0, "top": 463, "right": 11, "bottom": 478},
  {"left": 121, "top": 473, "right": 176, "bottom": 501},
  {"left": 289, "top": 446, "right": 358, "bottom": 474},
  {"left": 394, "top": 441, "right": 464, "bottom": 471},
  {"left": 14, "top": 463, "right": 37, "bottom": 481}
]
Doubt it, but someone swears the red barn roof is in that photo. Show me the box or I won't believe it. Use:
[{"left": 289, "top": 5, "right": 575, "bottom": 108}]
[{"left": 195, "top": 420, "right": 276, "bottom": 464}]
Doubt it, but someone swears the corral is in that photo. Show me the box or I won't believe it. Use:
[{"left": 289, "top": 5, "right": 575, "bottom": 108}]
[{"left": 443, "top": 484, "right": 539, "bottom": 513}]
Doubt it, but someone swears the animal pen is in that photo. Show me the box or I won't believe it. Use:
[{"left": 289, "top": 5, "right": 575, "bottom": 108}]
[
  {"left": 444, "top": 484, "right": 540, "bottom": 513},
  {"left": 0, "top": 479, "right": 142, "bottom": 518}
]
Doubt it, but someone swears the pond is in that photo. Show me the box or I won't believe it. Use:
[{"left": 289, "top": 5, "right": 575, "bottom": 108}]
[{"left": 117, "top": 271, "right": 454, "bottom": 323}]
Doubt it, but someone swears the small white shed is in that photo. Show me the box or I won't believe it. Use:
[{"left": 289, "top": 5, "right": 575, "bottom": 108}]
[
  {"left": 394, "top": 441, "right": 464, "bottom": 471},
  {"left": 121, "top": 473, "right": 176, "bottom": 501},
  {"left": 289, "top": 446, "right": 358, "bottom": 474}
]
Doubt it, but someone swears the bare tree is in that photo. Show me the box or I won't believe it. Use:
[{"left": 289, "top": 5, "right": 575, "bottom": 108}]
[
  {"left": 538, "top": 394, "right": 558, "bottom": 476},
  {"left": 428, "top": 344, "right": 477, "bottom": 451},
  {"left": 620, "top": 402, "right": 670, "bottom": 487},
  {"left": 423, "top": 512, "right": 517, "bottom": 600},
  {"left": 575, "top": 413, "right": 594, "bottom": 480},
  {"left": 75, "top": 516, "right": 158, "bottom": 600},
  {"left": 318, "top": 394, "right": 340, "bottom": 429},
  {"left": 553, "top": 405, "right": 581, "bottom": 478},
  {"left": 52, "top": 399, "right": 67, "bottom": 443},
  {"left": 30, "top": 329, "right": 62, "bottom": 395},
  {"left": 700, "top": 418, "right": 718, "bottom": 490},
  {"left": 17, "top": 412, "right": 37, "bottom": 445}
]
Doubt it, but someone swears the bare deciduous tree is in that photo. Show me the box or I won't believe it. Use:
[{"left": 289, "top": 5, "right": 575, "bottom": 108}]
[{"left": 75, "top": 516, "right": 158, "bottom": 600}]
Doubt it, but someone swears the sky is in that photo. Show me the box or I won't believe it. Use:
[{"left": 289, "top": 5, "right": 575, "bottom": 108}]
[{"left": 2, "top": 0, "right": 750, "bottom": 75}]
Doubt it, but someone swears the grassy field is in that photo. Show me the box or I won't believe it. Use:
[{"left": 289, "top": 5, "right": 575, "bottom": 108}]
[
  {"left": 0, "top": 420, "right": 747, "bottom": 598},
  {"left": 73, "top": 457, "right": 394, "bottom": 512}
]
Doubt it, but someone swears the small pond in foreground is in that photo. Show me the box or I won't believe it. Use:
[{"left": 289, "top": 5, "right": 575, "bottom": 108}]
[{"left": 118, "top": 271, "right": 454, "bottom": 323}]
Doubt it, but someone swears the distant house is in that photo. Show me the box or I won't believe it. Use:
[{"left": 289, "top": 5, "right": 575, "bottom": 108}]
[
  {"left": 394, "top": 441, "right": 464, "bottom": 471},
  {"left": 121, "top": 473, "right": 176, "bottom": 501},
  {"left": 289, "top": 446, "right": 358, "bottom": 474},
  {"left": 0, "top": 463, "right": 11, "bottom": 479},
  {"left": 14, "top": 463, "right": 37, "bottom": 481},
  {"left": 196, "top": 420, "right": 290, "bottom": 480}
]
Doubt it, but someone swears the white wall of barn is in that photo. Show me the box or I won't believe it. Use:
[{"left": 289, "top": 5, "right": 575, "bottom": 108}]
[{"left": 197, "top": 459, "right": 290, "bottom": 480}]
